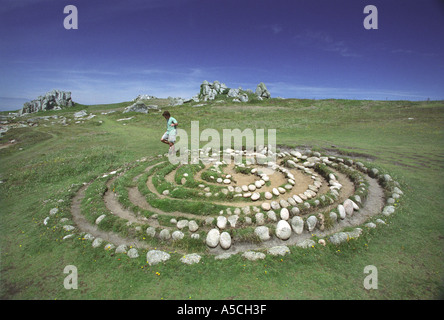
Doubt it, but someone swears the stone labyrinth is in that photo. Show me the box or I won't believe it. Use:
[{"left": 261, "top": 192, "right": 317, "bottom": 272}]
[{"left": 44, "top": 147, "right": 404, "bottom": 266}]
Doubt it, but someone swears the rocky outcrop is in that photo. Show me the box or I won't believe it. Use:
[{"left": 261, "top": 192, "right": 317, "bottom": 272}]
[
  {"left": 133, "top": 94, "right": 156, "bottom": 101},
  {"left": 20, "top": 90, "right": 74, "bottom": 115},
  {"left": 198, "top": 80, "right": 228, "bottom": 101},
  {"left": 189, "top": 80, "right": 271, "bottom": 103},
  {"left": 255, "top": 82, "right": 271, "bottom": 99},
  {"left": 123, "top": 101, "right": 158, "bottom": 113}
]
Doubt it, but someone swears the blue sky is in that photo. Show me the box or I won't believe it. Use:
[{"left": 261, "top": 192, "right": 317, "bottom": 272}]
[{"left": 1, "top": 0, "right": 443, "bottom": 111}]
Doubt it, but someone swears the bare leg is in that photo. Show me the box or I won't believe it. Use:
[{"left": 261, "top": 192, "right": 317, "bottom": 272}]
[{"left": 168, "top": 142, "right": 175, "bottom": 155}]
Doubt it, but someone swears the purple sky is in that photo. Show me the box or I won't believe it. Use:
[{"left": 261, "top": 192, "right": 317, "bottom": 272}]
[{"left": 1, "top": 0, "right": 443, "bottom": 110}]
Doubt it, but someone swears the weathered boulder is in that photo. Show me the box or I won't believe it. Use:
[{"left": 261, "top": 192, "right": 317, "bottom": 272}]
[
  {"left": 242, "top": 251, "right": 266, "bottom": 261},
  {"left": 290, "top": 216, "right": 304, "bottom": 234},
  {"left": 20, "top": 90, "right": 74, "bottom": 115},
  {"left": 180, "top": 253, "right": 202, "bottom": 265},
  {"left": 254, "top": 226, "right": 270, "bottom": 241},
  {"left": 198, "top": 80, "right": 228, "bottom": 101},
  {"left": 123, "top": 101, "right": 158, "bottom": 114},
  {"left": 133, "top": 94, "right": 156, "bottom": 101},
  {"left": 306, "top": 215, "right": 317, "bottom": 232},
  {"left": 206, "top": 228, "right": 220, "bottom": 247},
  {"left": 220, "top": 232, "right": 232, "bottom": 249},
  {"left": 275, "top": 220, "right": 292, "bottom": 240},
  {"left": 146, "top": 250, "right": 171, "bottom": 266},
  {"left": 267, "top": 245, "right": 290, "bottom": 256},
  {"left": 255, "top": 82, "right": 271, "bottom": 99}
]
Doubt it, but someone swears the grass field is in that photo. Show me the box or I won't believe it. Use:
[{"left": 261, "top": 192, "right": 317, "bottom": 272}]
[{"left": 1, "top": 97, "right": 443, "bottom": 300}]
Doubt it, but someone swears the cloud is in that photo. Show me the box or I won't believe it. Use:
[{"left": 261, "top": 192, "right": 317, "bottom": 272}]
[{"left": 294, "top": 30, "right": 360, "bottom": 58}]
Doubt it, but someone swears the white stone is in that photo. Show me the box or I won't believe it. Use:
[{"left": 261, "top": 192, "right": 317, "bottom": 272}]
[
  {"left": 279, "top": 199, "right": 290, "bottom": 208},
  {"left": 104, "top": 243, "right": 115, "bottom": 251},
  {"left": 172, "top": 230, "right": 185, "bottom": 240},
  {"left": 280, "top": 208, "right": 290, "bottom": 220},
  {"left": 272, "top": 188, "right": 280, "bottom": 196},
  {"left": 95, "top": 214, "right": 106, "bottom": 225},
  {"left": 188, "top": 220, "right": 199, "bottom": 232},
  {"left": 306, "top": 216, "right": 317, "bottom": 232},
  {"left": 127, "top": 248, "right": 139, "bottom": 258},
  {"left": 255, "top": 212, "right": 265, "bottom": 225},
  {"left": 242, "top": 251, "right": 266, "bottom": 261},
  {"left": 337, "top": 204, "right": 346, "bottom": 219},
  {"left": 270, "top": 201, "right": 280, "bottom": 211},
  {"left": 248, "top": 184, "right": 256, "bottom": 191},
  {"left": 267, "top": 210, "right": 277, "bottom": 221},
  {"left": 49, "top": 208, "right": 59, "bottom": 216},
  {"left": 217, "top": 216, "right": 227, "bottom": 229},
  {"left": 290, "top": 216, "right": 304, "bottom": 234},
  {"left": 146, "top": 250, "right": 171, "bottom": 266},
  {"left": 219, "top": 232, "right": 232, "bottom": 249},
  {"left": 261, "top": 202, "right": 271, "bottom": 211},
  {"left": 115, "top": 244, "right": 128, "bottom": 254},
  {"left": 206, "top": 229, "right": 220, "bottom": 247},
  {"left": 293, "top": 195, "right": 303, "bottom": 204},
  {"left": 227, "top": 215, "right": 239, "bottom": 227},
  {"left": 275, "top": 220, "right": 292, "bottom": 240},
  {"left": 63, "top": 225, "right": 75, "bottom": 232},
  {"left": 215, "top": 252, "right": 236, "bottom": 260},
  {"left": 297, "top": 239, "right": 316, "bottom": 248},
  {"left": 267, "top": 245, "right": 290, "bottom": 256},
  {"left": 264, "top": 191, "right": 273, "bottom": 200},
  {"left": 177, "top": 220, "right": 189, "bottom": 229},
  {"left": 290, "top": 207, "right": 300, "bottom": 216},
  {"left": 251, "top": 192, "right": 260, "bottom": 201},
  {"left": 159, "top": 229, "right": 171, "bottom": 240},
  {"left": 343, "top": 199, "right": 354, "bottom": 216},
  {"left": 180, "top": 253, "right": 202, "bottom": 265},
  {"left": 382, "top": 206, "right": 395, "bottom": 216},
  {"left": 92, "top": 238, "right": 103, "bottom": 248},
  {"left": 287, "top": 197, "right": 297, "bottom": 206},
  {"left": 329, "top": 232, "right": 349, "bottom": 245},
  {"left": 329, "top": 211, "right": 338, "bottom": 222},
  {"left": 146, "top": 226, "right": 156, "bottom": 237},
  {"left": 255, "top": 226, "right": 270, "bottom": 241}
]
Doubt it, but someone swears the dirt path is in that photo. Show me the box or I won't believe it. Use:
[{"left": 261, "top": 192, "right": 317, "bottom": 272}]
[
  {"left": 70, "top": 183, "right": 151, "bottom": 249},
  {"left": 103, "top": 176, "right": 151, "bottom": 225},
  {"left": 129, "top": 168, "right": 208, "bottom": 221}
]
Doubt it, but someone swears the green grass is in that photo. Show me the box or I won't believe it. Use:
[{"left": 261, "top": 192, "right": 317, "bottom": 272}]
[{"left": 1, "top": 98, "right": 443, "bottom": 300}]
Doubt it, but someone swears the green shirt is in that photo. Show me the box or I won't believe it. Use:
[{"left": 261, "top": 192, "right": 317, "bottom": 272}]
[{"left": 166, "top": 117, "right": 177, "bottom": 134}]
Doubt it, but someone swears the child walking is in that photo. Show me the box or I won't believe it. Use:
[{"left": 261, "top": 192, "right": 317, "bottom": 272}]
[{"left": 160, "top": 111, "right": 178, "bottom": 155}]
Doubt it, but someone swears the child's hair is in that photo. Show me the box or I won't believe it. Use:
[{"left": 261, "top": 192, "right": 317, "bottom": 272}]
[{"left": 162, "top": 111, "right": 170, "bottom": 117}]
